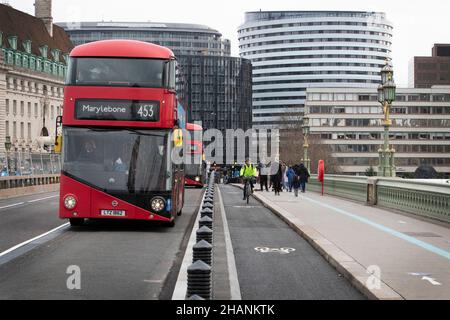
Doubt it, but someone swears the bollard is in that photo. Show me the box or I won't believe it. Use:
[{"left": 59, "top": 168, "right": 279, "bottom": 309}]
[
  {"left": 202, "top": 202, "right": 214, "bottom": 210},
  {"left": 187, "top": 260, "right": 212, "bottom": 300},
  {"left": 193, "top": 240, "right": 213, "bottom": 265},
  {"left": 200, "top": 208, "right": 214, "bottom": 219},
  {"left": 196, "top": 226, "right": 213, "bottom": 244},
  {"left": 187, "top": 295, "right": 205, "bottom": 301},
  {"left": 199, "top": 216, "right": 213, "bottom": 229}
]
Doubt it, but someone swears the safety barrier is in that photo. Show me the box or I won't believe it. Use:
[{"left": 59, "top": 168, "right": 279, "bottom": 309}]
[
  {"left": 309, "top": 175, "right": 368, "bottom": 203},
  {"left": 309, "top": 175, "right": 450, "bottom": 223},
  {"left": 0, "top": 174, "right": 60, "bottom": 199},
  {"left": 186, "top": 172, "right": 215, "bottom": 300}
]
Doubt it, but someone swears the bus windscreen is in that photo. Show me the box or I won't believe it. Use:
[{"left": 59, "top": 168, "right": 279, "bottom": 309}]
[{"left": 62, "top": 127, "right": 170, "bottom": 193}]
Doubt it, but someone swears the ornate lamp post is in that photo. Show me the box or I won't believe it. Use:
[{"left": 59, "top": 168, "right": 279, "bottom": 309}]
[
  {"left": 302, "top": 116, "right": 311, "bottom": 172},
  {"left": 377, "top": 61, "right": 397, "bottom": 177},
  {"left": 4, "top": 136, "right": 12, "bottom": 176}
]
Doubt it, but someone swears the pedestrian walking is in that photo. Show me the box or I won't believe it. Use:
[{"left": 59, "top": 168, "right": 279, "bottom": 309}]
[
  {"left": 271, "top": 162, "right": 283, "bottom": 196},
  {"left": 259, "top": 162, "right": 269, "bottom": 192},
  {"left": 292, "top": 169, "right": 301, "bottom": 197},
  {"left": 294, "top": 163, "right": 310, "bottom": 194},
  {"left": 287, "top": 166, "right": 295, "bottom": 192}
]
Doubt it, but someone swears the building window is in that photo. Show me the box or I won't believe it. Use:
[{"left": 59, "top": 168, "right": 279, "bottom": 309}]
[
  {"left": 5, "top": 121, "right": 9, "bottom": 136},
  {"left": 20, "top": 122, "right": 24, "bottom": 139},
  {"left": 13, "top": 100, "right": 17, "bottom": 115},
  {"left": 5, "top": 99, "right": 9, "bottom": 115},
  {"left": 13, "top": 122, "right": 17, "bottom": 139},
  {"left": 34, "top": 103, "right": 38, "bottom": 118},
  {"left": 28, "top": 102, "right": 31, "bottom": 118},
  {"left": 27, "top": 123, "right": 32, "bottom": 141},
  {"left": 20, "top": 101, "right": 24, "bottom": 116}
]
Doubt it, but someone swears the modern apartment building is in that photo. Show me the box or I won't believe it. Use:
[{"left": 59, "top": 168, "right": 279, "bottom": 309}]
[
  {"left": 305, "top": 87, "right": 450, "bottom": 176},
  {"left": 410, "top": 44, "right": 450, "bottom": 88},
  {"left": 238, "top": 11, "right": 393, "bottom": 129}
]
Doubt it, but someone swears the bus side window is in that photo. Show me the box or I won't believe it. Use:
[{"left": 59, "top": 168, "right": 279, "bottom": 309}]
[{"left": 170, "top": 60, "right": 176, "bottom": 91}]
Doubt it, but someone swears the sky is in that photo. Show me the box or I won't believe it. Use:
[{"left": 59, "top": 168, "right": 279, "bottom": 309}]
[{"left": 6, "top": 0, "right": 450, "bottom": 87}]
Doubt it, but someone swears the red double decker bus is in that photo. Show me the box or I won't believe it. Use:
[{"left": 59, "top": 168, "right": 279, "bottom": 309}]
[
  {"left": 59, "top": 40, "right": 187, "bottom": 227},
  {"left": 185, "top": 123, "right": 205, "bottom": 188}
]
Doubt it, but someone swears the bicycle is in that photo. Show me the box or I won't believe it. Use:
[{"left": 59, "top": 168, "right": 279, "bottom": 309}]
[{"left": 243, "top": 177, "right": 254, "bottom": 204}]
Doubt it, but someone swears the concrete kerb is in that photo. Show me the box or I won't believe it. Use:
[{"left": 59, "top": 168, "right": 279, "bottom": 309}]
[{"left": 230, "top": 184, "right": 403, "bottom": 301}]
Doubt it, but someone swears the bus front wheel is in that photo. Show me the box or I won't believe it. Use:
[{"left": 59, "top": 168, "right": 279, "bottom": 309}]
[{"left": 69, "top": 218, "right": 85, "bottom": 227}]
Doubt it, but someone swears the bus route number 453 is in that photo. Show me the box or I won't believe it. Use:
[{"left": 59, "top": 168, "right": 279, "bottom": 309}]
[{"left": 138, "top": 105, "right": 155, "bottom": 119}]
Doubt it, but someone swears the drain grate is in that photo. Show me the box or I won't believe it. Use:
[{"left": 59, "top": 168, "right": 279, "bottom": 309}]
[{"left": 403, "top": 232, "right": 443, "bottom": 238}]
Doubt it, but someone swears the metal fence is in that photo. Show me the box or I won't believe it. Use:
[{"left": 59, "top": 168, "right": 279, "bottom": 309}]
[
  {"left": 0, "top": 152, "right": 61, "bottom": 177},
  {"left": 310, "top": 175, "right": 450, "bottom": 224}
]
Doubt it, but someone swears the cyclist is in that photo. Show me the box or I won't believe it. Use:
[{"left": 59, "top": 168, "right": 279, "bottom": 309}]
[{"left": 240, "top": 158, "right": 258, "bottom": 200}]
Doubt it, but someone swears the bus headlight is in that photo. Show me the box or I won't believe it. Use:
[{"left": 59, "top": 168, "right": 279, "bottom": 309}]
[
  {"left": 195, "top": 177, "right": 200, "bottom": 182},
  {"left": 151, "top": 197, "right": 166, "bottom": 212},
  {"left": 64, "top": 195, "right": 77, "bottom": 210}
]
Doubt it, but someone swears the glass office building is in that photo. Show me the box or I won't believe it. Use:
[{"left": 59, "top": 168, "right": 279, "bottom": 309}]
[{"left": 58, "top": 21, "right": 231, "bottom": 56}]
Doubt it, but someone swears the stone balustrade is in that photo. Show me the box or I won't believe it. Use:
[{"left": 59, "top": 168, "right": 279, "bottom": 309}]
[{"left": 0, "top": 174, "right": 60, "bottom": 199}]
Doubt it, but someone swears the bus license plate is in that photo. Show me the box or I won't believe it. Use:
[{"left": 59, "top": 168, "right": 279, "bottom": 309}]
[{"left": 101, "top": 210, "right": 126, "bottom": 217}]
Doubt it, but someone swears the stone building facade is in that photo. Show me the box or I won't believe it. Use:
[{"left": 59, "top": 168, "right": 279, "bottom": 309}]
[{"left": 0, "top": 2, "right": 73, "bottom": 153}]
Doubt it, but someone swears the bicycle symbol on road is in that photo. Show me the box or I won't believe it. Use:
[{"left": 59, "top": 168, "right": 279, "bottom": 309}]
[{"left": 255, "top": 247, "right": 296, "bottom": 255}]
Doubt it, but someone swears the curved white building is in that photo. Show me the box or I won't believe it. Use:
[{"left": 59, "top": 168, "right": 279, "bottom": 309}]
[{"left": 238, "top": 11, "right": 393, "bottom": 129}]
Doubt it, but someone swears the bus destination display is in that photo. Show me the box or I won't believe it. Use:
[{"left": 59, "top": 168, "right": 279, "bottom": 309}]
[{"left": 75, "top": 100, "right": 160, "bottom": 122}]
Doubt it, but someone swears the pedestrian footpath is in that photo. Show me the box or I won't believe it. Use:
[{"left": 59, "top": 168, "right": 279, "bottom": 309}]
[{"left": 249, "top": 188, "right": 450, "bottom": 300}]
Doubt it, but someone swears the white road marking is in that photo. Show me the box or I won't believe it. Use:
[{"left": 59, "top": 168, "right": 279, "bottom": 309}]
[
  {"left": 408, "top": 272, "right": 432, "bottom": 277},
  {"left": 0, "top": 223, "right": 70, "bottom": 259},
  {"left": 0, "top": 202, "right": 25, "bottom": 210},
  {"left": 143, "top": 280, "right": 163, "bottom": 284},
  {"left": 218, "top": 187, "right": 242, "bottom": 300},
  {"left": 422, "top": 277, "right": 442, "bottom": 286},
  {"left": 232, "top": 206, "right": 261, "bottom": 209},
  {"left": 255, "top": 247, "right": 296, "bottom": 255},
  {"left": 27, "top": 195, "right": 59, "bottom": 203},
  {"left": 398, "top": 221, "right": 407, "bottom": 224}
]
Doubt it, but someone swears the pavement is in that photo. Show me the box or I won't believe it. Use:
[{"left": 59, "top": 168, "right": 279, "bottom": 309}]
[
  {"left": 219, "top": 185, "right": 365, "bottom": 300},
  {"left": 243, "top": 186, "right": 450, "bottom": 300},
  {"left": 0, "top": 189, "right": 204, "bottom": 300}
]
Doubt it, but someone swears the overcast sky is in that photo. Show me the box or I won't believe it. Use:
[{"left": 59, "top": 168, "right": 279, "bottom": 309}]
[{"left": 7, "top": 0, "right": 450, "bottom": 87}]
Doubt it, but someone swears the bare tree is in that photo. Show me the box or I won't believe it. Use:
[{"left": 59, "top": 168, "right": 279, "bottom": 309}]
[{"left": 278, "top": 114, "right": 340, "bottom": 174}]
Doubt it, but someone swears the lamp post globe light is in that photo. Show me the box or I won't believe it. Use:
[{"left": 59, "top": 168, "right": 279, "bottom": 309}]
[
  {"left": 378, "top": 61, "right": 397, "bottom": 178},
  {"left": 302, "top": 116, "right": 311, "bottom": 173},
  {"left": 4, "top": 136, "right": 12, "bottom": 176}
]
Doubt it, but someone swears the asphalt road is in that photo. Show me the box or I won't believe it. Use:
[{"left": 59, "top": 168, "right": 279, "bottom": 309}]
[
  {"left": 0, "top": 192, "right": 61, "bottom": 252},
  {"left": 0, "top": 188, "right": 204, "bottom": 300},
  {"left": 219, "top": 185, "right": 365, "bottom": 300}
]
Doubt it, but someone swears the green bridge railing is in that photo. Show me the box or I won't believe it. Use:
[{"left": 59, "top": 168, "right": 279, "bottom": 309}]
[{"left": 309, "top": 175, "right": 450, "bottom": 224}]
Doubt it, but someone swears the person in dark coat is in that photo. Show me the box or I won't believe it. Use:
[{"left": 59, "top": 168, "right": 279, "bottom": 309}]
[
  {"left": 258, "top": 162, "right": 269, "bottom": 192},
  {"left": 292, "top": 165, "right": 301, "bottom": 197},
  {"left": 294, "top": 163, "right": 310, "bottom": 194},
  {"left": 271, "top": 162, "right": 283, "bottom": 196}
]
